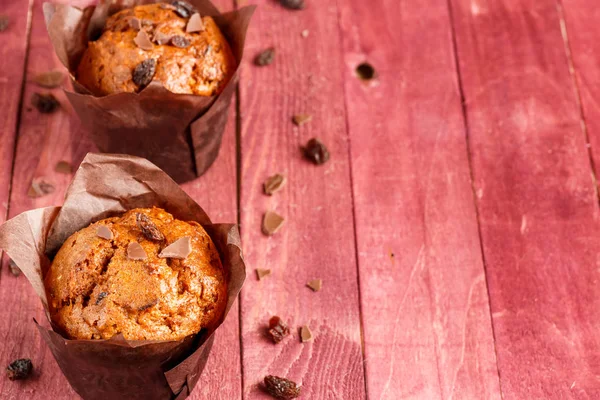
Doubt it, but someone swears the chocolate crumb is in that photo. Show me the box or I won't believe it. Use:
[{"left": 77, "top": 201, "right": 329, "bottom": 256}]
[
  {"left": 136, "top": 213, "right": 165, "bottom": 241},
  {"left": 268, "top": 316, "right": 290, "bottom": 343},
  {"left": 356, "top": 62, "right": 377, "bottom": 81},
  {"left": 153, "top": 31, "right": 172, "bottom": 45},
  {"left": 159, "top": 237, "right": 191, "bottom": 259},
  {"left": 280, "top": 0, "right": 305, "bottom": 10},
  {"left": 27, "top": 178, "right": 55, "bottom": 198},
  {"left": 96, "top": 292, "right": 108, "bottom": 305},
  {"left": 132, "top": 59, "right": 156, "bottom": 89},
  {"left": 306, "top": 279, "right": 322, "bottom": 292},
  {"left": 264, "top": 375, "right": 301, "bottom": 399},
  {"left": 129, "top": 17, "right": 141, "bottom": 31},
  {"left": 0, "top": 15, "right": 9, "bottom": 32},
  {"left": 8, "top": 259, "right": 21, "bottom": 277},
  {"left": 256, "top": 268, "right": 271, "bottom": 280},
  {"left": 134, "top": 30, "right": 154, "bottom": 50},
  {"left": 254, "top": 48, "right": 275, "bottom": 66},
  {"left": 262, "top": 211, "right": 285, "bottom": 236},
  {"left": 33, "top": 70, "right": 64, "bottom": 88},
  {"left": 127, "top": 242, "right": 147, "bottom": 260},
  {"left": 31, "top": 93, "right": 60, "bottom": 114},
  {"left": 6, "top": 359, "right": 33, "bottom": 381},
  {"left": 292, "top": 114, "right": 312, "bottom": 126},
  {"left": 303, "top": 138, "right": 330, "bottom": 165},
  {"left": 55, "top": 160, "right": 72, "bottom": 174},
  {"left": 170, "top": 35, "right": 191, "bottom": 48},
  {"left": 96, "top": 225, "right": 113, "bottom": 240},
  {"left": 263, "top": 174, "right": 286, "bottom": 196},
  {"left": 186, "top": 13, "right": 204, "bottom": 33},
  {"left": 171, "top": 1, "right": 196, "bottom": 18},
  {"left": 300, "top": 325, "right": 313, "bottom": 342}
]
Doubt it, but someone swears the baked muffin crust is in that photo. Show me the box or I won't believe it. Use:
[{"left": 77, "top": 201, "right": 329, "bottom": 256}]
[
  {"left": 45, "top": 207, "right": 227, "bottom": 341},
  {"left": 76, "top": 3, "right": 236, "bottom": 96}
]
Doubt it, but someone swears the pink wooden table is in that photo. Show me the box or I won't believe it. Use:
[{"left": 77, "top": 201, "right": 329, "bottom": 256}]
[{"left": 1, "top": 0, "right": 600, "bottom": 398}]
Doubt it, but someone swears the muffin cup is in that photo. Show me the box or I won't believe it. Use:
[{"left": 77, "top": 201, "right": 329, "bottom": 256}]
[
  {"left": 43, "top": 0, "right": 255, "bottom": 183},
  {"left": 0, "top": 153, "right": 246, "bottom": 400}
]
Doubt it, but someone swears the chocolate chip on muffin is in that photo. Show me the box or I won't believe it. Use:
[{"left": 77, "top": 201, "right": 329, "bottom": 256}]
[{"left": 44, "top": 207, "right": 228, "bottom": 341}]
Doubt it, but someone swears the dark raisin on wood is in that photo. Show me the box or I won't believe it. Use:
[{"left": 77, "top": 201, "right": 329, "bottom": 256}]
[
  {"left": 264, "top": 375, "right": 301, "bottom": 399},
  {"left": 254, "top": 48, "right": 275, "bottom": 66},
  {"left": 170, "top": 35, "right": 191, "bottom": 48},
  {"left": 280, "top": 0, "right": 305, "bottom": 10},
  {"left": 303, "top": 138, "right": 330, "bottom": 165},
  {"left": 132, "top": 59, "right": 156, "bottom": 89},
  {"left": 31, "top": 93, "right": 60, "bottom": 114},
  {"left": 6, "top": 359, "right": 33, "bottom": 381},
  {"left": 268, "top": 316, "right": 290, "bottom": 343},
  {"left": 136, "top": 213, "right": 165, "bottom": 241},
  {"left": 171, "top": 1, "right": 196, "bottom": 18},
  {"left": 356, "top": 62, "right": 377, "bottom": 81}
]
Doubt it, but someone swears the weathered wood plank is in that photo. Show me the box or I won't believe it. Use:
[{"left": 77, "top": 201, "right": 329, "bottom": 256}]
[
  {"left": 0, "top": 0, "right": 242, "bottom": 398},
  {"left": 238, "top": 1, "right": 366, "bottom": 399},
  {"left": 337, "top": 0, "right": 501, "bottom": 398},
  {"left": 449, "top": 0, "right": 600, "bottom": 397}
]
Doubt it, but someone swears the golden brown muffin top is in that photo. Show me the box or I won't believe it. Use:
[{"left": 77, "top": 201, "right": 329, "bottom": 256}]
[
  {"left": 45, "top": 207, "right": 227, "bottom": 341},
  {"left": 76, "top": 2, "right": 236, "bottom": 96}
]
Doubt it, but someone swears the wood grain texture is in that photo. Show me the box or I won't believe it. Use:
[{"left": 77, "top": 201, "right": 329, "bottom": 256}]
[
  {"left": 0, "top": 0, "right": 242, "bottom": 398},
  {"left": 338, "top": 0, "right": 501, "bottom": 398},
  {"left": 238, "top": 1, "right": 366, "bottom": 399},
  {"left": 449, "top": 0, "right": 600, "bottom": 397}
]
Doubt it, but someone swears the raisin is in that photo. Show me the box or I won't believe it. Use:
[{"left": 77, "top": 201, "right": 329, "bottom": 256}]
[
  {"left": 303, "top": 138, "right": 330, "bottom": 165},
  {"left": 268, "top": 316, "right": 290, "bottom": 343},
  {"left": 31, "top": 93, "right": 60, "bottom": 113},
  {"left": 132, "top": 59, "right": 156, "bottom": 89},
  {"left": 170, "top": 35, "right": 191, "bottom": 48},
  {"left": 254, "top": 48, "right": 275, "bottom": 66},
  {"left": 6, "top": 359, "right": 33, "bottom": 381},
  {"left": 264, "top": 375, "right": 301, "bottom": 399},
  {"left": 136, "top": 213, "right": 165, "bottom": 241},
  {"left": 171, "top": 1, "right": 196, "bottom": 18},
  {"left": 280, "top": 0, "right": 305, "bottom": 10}
]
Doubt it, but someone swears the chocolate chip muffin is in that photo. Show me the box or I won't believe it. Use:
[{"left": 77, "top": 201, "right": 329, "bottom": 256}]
[
  {"left": 76, "top": 2, "right": 236, "bottom": 96},
  {"left": 44, "top": 207, "right": 227, "bottom": 341}
]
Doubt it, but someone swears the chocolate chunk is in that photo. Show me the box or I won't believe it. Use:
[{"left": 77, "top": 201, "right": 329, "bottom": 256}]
[
  {"left": 159, "top": 237, "right": 191, "bottom": 259},
  {"left": 96, "top": 292, "right": 108, "bottom": 305},
  {"left": 306, "top": 279, "right": 322, "bottom": 292},
  {"left": 262, "top": 211, "right": 285, "bottom": 236},
  {"left": 134, "top": 30, "right": 153, "bottom": 50},
  {"left": 263, "top": 174, "right": 286, "bottom": 196},
  {"left": 256, "top": 268, "right": 271, "bottom": 280},
  {"left": 300, "top": 325, "right": 312, "bottom": 342},
  {"left": 280, "top": 0, "right": 305, "bottom": 10},
  {"left": 186, "top": 13, "right": 204, "bottom": 33},
  {"left": 96, "top": 225, "right": 113, "bottom": 240},
  {"left": 127, "top": 242, "right": 147, "bottom": 260},
  {"left": 254, "top": 48, "right": 275, "bottom": 66},
  {"left": 132, "top": 59, "right": 156, "bottom": 89},
  {"left": 31, "top": 93, "right": 60, "bottom": 113},
  {"left": 129, "top": 17, "right": 142, "bottom": 31},
  {"left": 303, "top": 138, "right": 330, "bottom": 165},
  {"left": 8, "top": 259, "right": 21, "bottom": 277},
  {"left": 268, "top": 316, "right": 290, "bottom": 343},
  {"left": 55, "top": 160, "right": 72, "bottom": 174},
  {"left": 170, "top": 35, "right": 191, "bottom": 48},
  {"left": 136, "top": 213, "right": 165, "bottom": 241},
  {"left": 356, "top": 62, "right": 377, "bottom": 81},
  {"left": 27, "top": 178, "right": 55, "bottom": 198},
  {"left": 6, "top": 359, "right": 33, "bottom": 381},
  {"left": 292, "top": 114, "right": 312, "bottom": 126},
  {"left": 33, "top": 70, "right": 64, "bottom": 88},
  {"left": 153, "top": 31, "right": 172, "bottom": 45},
  {"left": 263, "top": 375, "right": 301, "bottom": 399},
  {"left": 0, "top": 15, "right": 9, "bottom": 32},
  {"left": 171, "top": 1, "right": 196, "bottom": 18}
]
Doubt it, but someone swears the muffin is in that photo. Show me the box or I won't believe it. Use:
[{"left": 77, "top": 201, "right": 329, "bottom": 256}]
[
  {"left": 44, "top": 207, "right": 227, "bottom": 341},
  {"left": 76, "top": 2, "right": 236, "bottom": 96}
]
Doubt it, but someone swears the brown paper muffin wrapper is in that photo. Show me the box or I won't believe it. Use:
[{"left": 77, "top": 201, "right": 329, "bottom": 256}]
[
  {"left": 0, "top": 153, "right": 246, "bottom": 400},
  {"left": 43, "top": 1, "right": 255, "bottom": 183}
]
